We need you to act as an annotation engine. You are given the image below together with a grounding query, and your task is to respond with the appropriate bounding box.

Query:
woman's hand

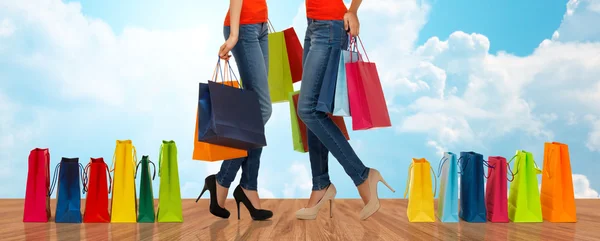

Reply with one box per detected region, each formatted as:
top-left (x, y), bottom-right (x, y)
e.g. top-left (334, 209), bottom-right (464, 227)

top-left (219, 36), bottom-right (238, 60)
top-left (344, 11), bottom-right (360, 37)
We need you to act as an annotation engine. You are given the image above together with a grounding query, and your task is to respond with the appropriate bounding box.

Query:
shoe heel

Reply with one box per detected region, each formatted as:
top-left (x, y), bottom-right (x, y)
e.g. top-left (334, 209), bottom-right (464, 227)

top-left (236, 199), bottom-right (241, 220)
top-left (329, 199), bottom-right (334, 218)
top-left (196, 184), bottom-right (208, 203)
top-left (379, 175), bottom-right (395, 193)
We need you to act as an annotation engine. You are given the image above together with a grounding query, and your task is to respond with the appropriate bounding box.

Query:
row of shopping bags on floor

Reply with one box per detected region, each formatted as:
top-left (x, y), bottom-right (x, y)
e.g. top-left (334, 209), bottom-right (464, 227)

top-left (23, 140), bottom-right (183, 223)
top-left (405, 142), bottom-right (577, 223)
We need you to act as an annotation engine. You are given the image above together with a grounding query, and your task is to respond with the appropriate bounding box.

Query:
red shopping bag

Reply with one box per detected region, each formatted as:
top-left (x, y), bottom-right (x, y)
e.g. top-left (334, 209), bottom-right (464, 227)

top-left (23, 148), bottom-right (51, 222)
top-left (346, 37), bottom-right (391, 130)
top-left (83, 157), bottom-right (112, 223)
top-left (485, 156), bottom-right (510, 223)
top-left (283, 27), bottom-right (303, 83)
top-left (292, 93), bottom-right (349, 152)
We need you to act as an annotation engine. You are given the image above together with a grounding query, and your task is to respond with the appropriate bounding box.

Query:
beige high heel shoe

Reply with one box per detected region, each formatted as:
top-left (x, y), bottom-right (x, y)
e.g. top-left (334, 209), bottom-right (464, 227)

top-left (360, 168), bottom-right (395, 220)
top-left (295, 184), bottom-right (337, 220)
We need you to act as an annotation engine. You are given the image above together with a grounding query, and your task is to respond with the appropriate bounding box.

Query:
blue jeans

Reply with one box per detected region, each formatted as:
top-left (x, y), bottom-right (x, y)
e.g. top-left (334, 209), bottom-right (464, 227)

top-left (216, 23), bottom-right (271, 191)
top-left (298, 19), bottom-right (369, 191)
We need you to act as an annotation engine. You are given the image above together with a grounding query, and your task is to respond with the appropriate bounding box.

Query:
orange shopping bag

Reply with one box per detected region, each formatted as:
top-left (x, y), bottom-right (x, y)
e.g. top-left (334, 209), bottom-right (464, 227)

top-left (192, 62), bottom-right (248, 162)
top-left (540, 142), bottom-right (577, 222)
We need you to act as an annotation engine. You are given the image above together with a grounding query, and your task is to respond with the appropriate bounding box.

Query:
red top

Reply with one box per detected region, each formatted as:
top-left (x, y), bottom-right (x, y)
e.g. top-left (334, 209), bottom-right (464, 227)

top-left (224, 0), bottom-right (268, 26)
top-left (306, 0), bottom-right (348, 20)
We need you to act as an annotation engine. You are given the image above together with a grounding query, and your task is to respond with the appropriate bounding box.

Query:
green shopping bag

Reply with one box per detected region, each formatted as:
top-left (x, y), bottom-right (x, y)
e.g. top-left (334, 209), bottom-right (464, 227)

top-left (268, 24), bottom-right (294, 103)
top-left (288, 91), bottom-right (305, 153)
top-left (135, 155), bottom-right (156, 223)
top-left (508, 150), bottom-right (543, 222)
top-left (157, 140), bottom-right (183, 222)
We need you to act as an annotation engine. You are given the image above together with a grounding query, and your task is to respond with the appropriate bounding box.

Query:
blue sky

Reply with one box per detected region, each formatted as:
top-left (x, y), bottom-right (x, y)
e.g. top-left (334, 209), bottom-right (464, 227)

top-left (1, 0), bottom-right (599, 201)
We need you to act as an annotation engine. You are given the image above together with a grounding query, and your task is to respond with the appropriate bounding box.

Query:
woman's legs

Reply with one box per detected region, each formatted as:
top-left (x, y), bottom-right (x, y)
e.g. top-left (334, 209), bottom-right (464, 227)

top-left (298, 19), bottom-right (370, 207)
top-left (215, 23), bottom-right (271, 209)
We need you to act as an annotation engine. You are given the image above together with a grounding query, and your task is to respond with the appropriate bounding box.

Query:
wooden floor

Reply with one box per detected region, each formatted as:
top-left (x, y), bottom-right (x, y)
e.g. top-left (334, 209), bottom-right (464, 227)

top-left (2, 199), bottom-right (599, 241)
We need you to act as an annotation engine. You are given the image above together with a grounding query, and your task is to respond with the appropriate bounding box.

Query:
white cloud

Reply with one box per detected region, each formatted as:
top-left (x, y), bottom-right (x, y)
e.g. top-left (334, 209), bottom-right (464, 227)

top-left (283, 161), bottom-right (312, 198)
top-left (426, 140), bottom-right (445, 157)
top-left (554, 0), bottom-right (600, 42)
top-left (573, 174), bottom-right (600, 198)
top-left (586, 118), bottom-right (600, 152)
top-left (0, 18), bottom-right (15, 37)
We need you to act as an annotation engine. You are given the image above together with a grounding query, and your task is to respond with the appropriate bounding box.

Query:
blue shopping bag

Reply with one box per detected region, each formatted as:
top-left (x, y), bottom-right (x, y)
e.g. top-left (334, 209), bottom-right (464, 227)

top-left (50, 157), bottom-right (86, 223)
top-left (332, 44), bottom-right (362, 117)
top-left (198, 59), bottom-right (267, 150)
top-left (436, 152), bottom-right (459, 223)
top-left (459, 151), bottom-right (488, 223)
top-left (315, 39), bottom-right (347, 114)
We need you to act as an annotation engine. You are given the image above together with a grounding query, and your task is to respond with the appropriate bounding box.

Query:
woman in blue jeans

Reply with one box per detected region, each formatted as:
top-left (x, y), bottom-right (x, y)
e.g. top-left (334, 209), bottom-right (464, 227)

top-left (295, 0), bottom-right (395, 220)
top-left (196, 0), bottom-right (273, 221)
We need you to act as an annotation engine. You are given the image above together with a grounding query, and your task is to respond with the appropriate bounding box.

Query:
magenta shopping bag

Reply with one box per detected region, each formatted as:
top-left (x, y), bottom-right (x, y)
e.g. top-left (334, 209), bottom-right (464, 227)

top-left (23, 148), bottom-right (51, 222)
top-left (485, 156), bottom-right (510, 222)
top-left (346, 37), bottom-right (391, 130)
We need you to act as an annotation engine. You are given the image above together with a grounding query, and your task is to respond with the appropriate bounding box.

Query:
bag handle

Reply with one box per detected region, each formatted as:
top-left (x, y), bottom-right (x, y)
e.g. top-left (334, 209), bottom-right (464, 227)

top-left (135, 158), bottom-right (157, 181)
top-left (224, 59), bottom-right (242, 88)
top-left (457, 156), bottom-right (467, 175)
top-left (48, 163), bottom-right (61, 196)
top-left (267, 19), bottom-right (276, 33)
top-left (482, 160), bottom-right (495, 179)
top-left (105, 162), bottom-right (112, 194)
top-left (79, 163), bottom-right (87, 194)
top-left (436, 156), bottom-right (448, 177)
top-left (349, 36), bottom-right (370, 63)
top-left (403, 162), bottom-right (437, 198)
top-left (212, 58), bottom-right (242, 88)
top-left (83, 162), bottom-right (91, 193)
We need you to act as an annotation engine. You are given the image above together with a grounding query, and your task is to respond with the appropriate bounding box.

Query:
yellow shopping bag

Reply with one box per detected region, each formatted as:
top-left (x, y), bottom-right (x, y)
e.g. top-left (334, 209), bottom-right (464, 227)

top-left (404, 158), bottom-right (437, 222)
top-left (110, 140), bottom-right (138, 223)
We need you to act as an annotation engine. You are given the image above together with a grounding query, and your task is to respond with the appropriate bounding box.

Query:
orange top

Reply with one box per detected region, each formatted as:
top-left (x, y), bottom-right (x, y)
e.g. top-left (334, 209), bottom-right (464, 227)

top-left (224, 0), bottom-right (268, 26)
top-left (306, 0), bottom-right (347, 20)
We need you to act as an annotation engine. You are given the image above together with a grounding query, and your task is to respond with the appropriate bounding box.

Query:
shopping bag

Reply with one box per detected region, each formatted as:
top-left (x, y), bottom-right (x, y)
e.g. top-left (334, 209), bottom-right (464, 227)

top-left (315, 36), bottom-right (346, 114)
top-left (136, 155), bottom-right (156, 223)
top-left (346, 37), bottom-right (391, 130)
top-left (192, 74), bottom-right (248, 161)
top-left (508, 150), bottom-right (543, 222)
top-left (52, 157), bottom-right (86, 223)
top-left (283, 27), bottom-right (303, 83)
top-left (333, 39), bottom-right (362, 117)
top-left (267, 23), bottom-right (294, 103)
top-left (541, 142), bottom-right (577, 222)
top-left (198, 60), bottom-right (267, 149)
top-left (110, 140), bottom-right (138, 223)
top-left (485, 156), bottom-right (510, 223)
top-left (288, 91), bottom-right (305, 153)
top-left (83, 157), bottom-right (111, 223)
top-left (157, 141), bottom-right (184, 222)
top-left (436, 152), bottom-right (458, 223)
top-left (291, 91), bottom-right (349, 153)
top-left (404, 158), bottom-right (437, 222)
top-left (23, 148), bottom-right (51, 222)
top-left (458, 151), bottom-right (487, 223)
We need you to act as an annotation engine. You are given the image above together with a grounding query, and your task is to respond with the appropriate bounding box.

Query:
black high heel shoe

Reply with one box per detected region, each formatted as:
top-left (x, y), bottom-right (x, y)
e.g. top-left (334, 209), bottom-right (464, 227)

top-left (233, 185), bottom-right (273, 221)
top-left (196, 174), bottom-right (230, 219)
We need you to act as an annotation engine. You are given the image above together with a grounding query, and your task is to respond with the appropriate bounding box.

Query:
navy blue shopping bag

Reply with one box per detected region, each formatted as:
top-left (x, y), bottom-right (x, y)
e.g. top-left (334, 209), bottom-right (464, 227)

top-left (49, 157), bottom-right (86, 223)
top-left (459, 151), bottom-right (489, 223)
top-left (198, 60), bottom-right (267, 150)
top-left (315, 37), bottom-right (347, 113)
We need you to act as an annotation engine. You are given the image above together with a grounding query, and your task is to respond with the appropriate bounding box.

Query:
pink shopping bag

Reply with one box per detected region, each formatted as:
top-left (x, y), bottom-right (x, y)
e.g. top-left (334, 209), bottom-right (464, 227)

top-left (346, 36), bottom-right (391, 130)
top-left (23, 148), bottom-right (52, 222)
